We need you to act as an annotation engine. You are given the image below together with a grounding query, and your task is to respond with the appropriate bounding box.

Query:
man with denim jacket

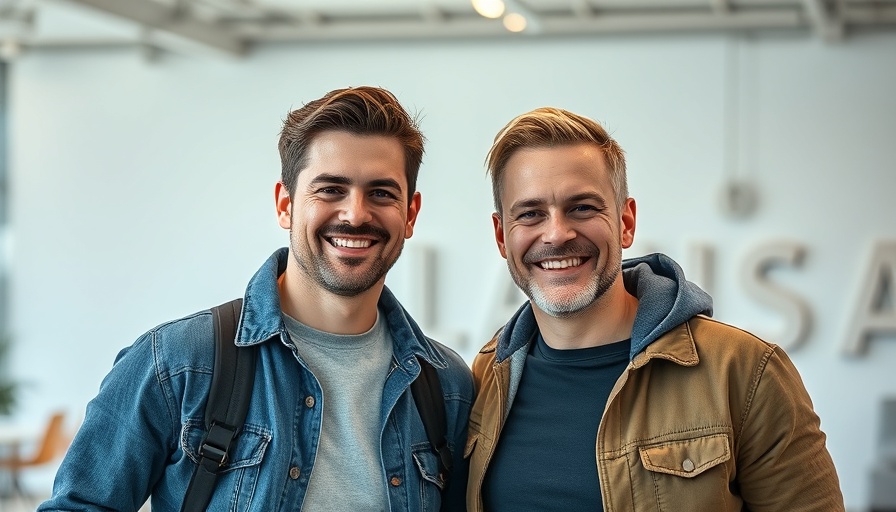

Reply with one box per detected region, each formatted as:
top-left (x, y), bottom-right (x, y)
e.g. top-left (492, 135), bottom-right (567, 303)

top-left (465, 107), bottom-right (844, 511)
top-left (39, 86), bottom-right (473, 512)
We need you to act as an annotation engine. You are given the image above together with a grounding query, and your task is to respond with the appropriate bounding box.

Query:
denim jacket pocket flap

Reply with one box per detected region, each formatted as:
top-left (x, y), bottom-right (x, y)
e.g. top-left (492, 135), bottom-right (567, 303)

top-left (183, 419), bottom-right (273, 473)
top-left (638, 433), bottom-right (730, 479)
top-left (412, 445), bottom-right (447, 490)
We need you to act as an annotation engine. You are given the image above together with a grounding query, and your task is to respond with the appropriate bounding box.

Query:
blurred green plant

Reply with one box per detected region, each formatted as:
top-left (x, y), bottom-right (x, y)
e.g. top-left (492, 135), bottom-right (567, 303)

top-left (0, 332), bottom-right (17, 415)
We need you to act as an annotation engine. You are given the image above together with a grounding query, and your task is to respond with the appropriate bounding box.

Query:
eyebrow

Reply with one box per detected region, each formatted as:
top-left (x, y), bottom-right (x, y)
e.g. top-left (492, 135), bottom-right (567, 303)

top-left (568, 192), bottom-right (608, 208)
top-left (508, 192), bottom-right (608, 214)
top-left (309, 174), bottom-right (403, 192)
top-left (309, 174), bottom-right (351, 187)
top-left (508, 198), bottom-right (545, 214)
top-left (368, 178), bottom-right (403, 191)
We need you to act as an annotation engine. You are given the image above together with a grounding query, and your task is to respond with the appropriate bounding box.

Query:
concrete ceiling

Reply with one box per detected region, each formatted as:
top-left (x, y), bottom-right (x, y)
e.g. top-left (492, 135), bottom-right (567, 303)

top-left (1, 0), bottom-right (895, 59)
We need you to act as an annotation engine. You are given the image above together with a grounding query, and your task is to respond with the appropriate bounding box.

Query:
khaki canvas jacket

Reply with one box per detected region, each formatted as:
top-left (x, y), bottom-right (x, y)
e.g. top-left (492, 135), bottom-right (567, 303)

top-left (465, 314), bottom-right (844, 512)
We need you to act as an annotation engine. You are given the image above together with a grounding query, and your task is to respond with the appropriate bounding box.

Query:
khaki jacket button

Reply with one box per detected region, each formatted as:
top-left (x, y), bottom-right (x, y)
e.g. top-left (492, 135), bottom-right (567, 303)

top-left (682, 458), bottom-right (696, 472)
top-left (305, 396), bottom-right (315, 408)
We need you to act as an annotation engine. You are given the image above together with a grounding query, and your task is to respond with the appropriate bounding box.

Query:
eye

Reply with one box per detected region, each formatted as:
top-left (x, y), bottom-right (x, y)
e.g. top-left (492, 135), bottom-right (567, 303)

top-left (371, 189), bottom-right (398, 200)
top-left (317, 186), bottom-right (343, 195)
top-left (515, 210), bottom-right (542, 223)
top-left (570, 204), bottom-right (600, 216)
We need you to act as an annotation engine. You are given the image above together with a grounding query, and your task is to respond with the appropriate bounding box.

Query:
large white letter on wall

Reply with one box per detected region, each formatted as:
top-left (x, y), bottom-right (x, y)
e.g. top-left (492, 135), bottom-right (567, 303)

top-left (844, 241), bottom-right (896, 356)
top-left (687, 242), bottom-right (715, 298)
top-left (391, 244), bottom-right (467, 350)
top-left (741, 241), bottom-right (812, 350)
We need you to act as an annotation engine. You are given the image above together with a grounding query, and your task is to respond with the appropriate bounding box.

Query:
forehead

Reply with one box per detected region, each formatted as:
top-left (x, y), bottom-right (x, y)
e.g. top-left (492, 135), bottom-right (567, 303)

top-left (298, 131), bottom-right (406, 187)
top-left (500, 143), bottom-right (613, 206)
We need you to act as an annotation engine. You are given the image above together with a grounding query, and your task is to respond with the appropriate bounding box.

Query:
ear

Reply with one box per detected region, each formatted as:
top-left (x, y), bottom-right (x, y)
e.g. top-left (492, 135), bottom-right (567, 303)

top-left (275, 182), bottom-right (293, 230)
top-left (492, 212), bottom-right (508, 259)
top-left (620, 197), bottom-right (637, 249)
top-left (403, 191), bottom-right (422, 239)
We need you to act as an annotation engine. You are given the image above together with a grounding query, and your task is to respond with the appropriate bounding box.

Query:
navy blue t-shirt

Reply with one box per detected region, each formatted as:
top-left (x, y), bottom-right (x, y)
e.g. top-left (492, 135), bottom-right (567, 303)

top-left (482, 333), bottom-right (631, 511)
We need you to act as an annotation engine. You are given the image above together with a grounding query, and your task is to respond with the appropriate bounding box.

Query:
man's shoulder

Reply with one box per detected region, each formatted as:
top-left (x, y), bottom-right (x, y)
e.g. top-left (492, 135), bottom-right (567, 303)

top-left (676, 315), bottom-right (780, 366)
top-left (423, 337), bottom-right (474, 396)
top-left (686, 315), bottom-right (776, 348)
top-left (129, 306), bottom-right (218, 371)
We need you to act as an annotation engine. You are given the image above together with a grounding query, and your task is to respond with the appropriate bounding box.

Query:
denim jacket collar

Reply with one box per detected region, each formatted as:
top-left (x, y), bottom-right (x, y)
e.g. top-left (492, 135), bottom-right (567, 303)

top-left (234, 248), bottom-right (448, 371)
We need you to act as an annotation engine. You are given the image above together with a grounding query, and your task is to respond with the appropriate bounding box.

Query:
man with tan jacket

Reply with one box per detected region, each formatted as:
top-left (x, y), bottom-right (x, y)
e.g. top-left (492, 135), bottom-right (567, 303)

top-left (465, 106), bottom-right (844, 511)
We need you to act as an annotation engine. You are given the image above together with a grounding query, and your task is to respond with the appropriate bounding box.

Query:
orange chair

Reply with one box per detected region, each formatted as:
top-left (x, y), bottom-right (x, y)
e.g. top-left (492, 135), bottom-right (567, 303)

top-left (0, 411), bottom-right (71, 504)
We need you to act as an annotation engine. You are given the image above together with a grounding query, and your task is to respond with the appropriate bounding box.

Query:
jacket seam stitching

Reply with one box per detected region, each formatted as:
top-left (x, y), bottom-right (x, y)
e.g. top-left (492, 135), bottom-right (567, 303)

top-left (600, 426), bottom-right (731, 458)
top-left (150, 328), bottom-right (180, 451)
top-left (736, 345), bottom-right (774, 442)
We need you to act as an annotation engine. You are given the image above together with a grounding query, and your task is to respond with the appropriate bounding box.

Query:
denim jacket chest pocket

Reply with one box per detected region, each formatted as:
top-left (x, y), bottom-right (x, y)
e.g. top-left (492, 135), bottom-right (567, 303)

top-left (182, 419), bottom-right (273, 510)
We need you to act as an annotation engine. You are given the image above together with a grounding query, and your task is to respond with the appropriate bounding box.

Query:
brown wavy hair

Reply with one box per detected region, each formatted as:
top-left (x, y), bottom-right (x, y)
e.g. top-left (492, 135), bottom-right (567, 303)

top-left (278, 86), bottom-right (425, 199)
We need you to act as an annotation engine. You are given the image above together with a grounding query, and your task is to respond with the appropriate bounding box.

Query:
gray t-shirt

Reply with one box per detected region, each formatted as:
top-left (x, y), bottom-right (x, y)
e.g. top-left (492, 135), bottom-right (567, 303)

top-left (283, 310), bottom-right (393, 512)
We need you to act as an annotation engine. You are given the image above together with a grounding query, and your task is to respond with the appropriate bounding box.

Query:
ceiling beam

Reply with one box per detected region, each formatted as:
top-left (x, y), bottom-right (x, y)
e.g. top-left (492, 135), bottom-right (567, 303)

top-left (241, 9), bottom-right (808, 41)
top-left (571, 0), bottom-right (595, 18)
top-left (61, 0), bottom-right (246, 57)
top-left (25, 0), bottom-right (896, 52)
top-left (710, 0), bottom-right (731, 15)
top-left (802, 0), bottom-right (845, 41)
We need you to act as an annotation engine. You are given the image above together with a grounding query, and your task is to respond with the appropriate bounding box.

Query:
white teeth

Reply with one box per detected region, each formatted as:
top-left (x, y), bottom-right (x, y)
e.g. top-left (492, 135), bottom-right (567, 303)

top-left (331, 238), bottom-right (372, 248)
top-left (540, 258), bottom-right (582, 269)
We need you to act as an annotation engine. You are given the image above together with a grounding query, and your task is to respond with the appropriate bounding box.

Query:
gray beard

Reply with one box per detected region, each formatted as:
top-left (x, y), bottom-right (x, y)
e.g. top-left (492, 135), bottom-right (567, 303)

top-left (510, 261), bottom-right (620, 318)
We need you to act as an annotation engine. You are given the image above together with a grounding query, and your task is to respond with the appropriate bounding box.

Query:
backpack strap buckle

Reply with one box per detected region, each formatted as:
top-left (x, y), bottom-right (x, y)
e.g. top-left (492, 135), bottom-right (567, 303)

top-left (198, 422), bottom-right (237, 467)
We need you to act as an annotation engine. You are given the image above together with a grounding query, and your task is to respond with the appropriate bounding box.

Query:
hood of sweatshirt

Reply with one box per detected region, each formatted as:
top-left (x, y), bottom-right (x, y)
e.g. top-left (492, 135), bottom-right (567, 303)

top-left (494, 252), bottom-right (713, 362)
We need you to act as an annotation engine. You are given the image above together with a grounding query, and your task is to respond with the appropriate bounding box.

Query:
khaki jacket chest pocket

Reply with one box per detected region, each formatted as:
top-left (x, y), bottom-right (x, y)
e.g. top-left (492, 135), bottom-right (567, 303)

top-left (636, 433), bottom-right (741, 512)
top-left (639, 432), bottom-right (730, 478)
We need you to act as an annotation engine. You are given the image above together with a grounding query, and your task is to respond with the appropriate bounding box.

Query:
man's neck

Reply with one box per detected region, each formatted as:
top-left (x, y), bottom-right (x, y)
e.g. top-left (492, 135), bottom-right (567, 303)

top-left (277, 259), bottom-right (383, 335)
top-left (532, 279), bottom-right (639, 350)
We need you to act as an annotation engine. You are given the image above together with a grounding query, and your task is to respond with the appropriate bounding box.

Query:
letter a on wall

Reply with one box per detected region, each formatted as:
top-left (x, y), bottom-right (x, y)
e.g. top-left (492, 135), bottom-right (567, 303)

top-left (844, 241), bottom-right (896, 356)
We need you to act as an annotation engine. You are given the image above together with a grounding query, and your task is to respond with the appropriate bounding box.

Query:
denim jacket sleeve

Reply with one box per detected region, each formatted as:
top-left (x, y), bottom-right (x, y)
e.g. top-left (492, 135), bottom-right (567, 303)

top-left (39, 323), bottom-right (202, 512)
top-left (439, 380), bottom-right (472, 511)
top-left (38, 311), bottom-right (224, 512)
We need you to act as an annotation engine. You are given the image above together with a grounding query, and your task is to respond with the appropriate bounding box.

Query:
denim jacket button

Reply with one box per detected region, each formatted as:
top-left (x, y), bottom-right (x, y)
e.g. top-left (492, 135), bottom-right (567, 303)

top-left (682, 458), bottom-right (695, 472)
top-left (390, 476), bottom-right (402, 486)
top-left (304, 396), bottom-right (315, 408)
top-left (289, 467), bottom-right (301, 480)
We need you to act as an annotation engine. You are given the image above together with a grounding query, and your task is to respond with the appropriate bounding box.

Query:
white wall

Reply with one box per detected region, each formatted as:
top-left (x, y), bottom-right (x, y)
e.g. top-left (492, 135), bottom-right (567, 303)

top-left (8, 32), bottom-right (896, 508)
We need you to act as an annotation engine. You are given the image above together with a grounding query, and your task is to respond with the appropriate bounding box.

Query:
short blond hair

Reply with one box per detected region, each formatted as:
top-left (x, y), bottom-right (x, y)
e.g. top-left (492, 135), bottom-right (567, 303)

top-left (486, 107), bottom-right (627, 214)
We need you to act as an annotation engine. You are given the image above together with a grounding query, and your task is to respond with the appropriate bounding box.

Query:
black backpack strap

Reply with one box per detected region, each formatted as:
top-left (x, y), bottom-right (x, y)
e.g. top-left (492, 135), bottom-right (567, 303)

top-left (410, 357), bottom-right (452, 485)
top-left (181, 298), bottom-right (257, 512)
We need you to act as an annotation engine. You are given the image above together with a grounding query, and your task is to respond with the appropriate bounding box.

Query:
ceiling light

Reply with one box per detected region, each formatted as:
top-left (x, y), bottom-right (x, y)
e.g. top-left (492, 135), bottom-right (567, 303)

top-left (502, 12), bottom-right (528, 32)
top-left (472, 0), bottom-right (505, 19)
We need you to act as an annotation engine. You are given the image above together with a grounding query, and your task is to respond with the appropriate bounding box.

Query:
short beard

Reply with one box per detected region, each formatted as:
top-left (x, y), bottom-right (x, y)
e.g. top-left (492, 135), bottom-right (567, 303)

top-left (290, 223), bottom-right (400, 297)
top-left (520, 262), bottom-right (619, 318)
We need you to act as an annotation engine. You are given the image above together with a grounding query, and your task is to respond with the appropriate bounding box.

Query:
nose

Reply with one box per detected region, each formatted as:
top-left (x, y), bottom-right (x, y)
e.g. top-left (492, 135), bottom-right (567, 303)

top-left (541, 213), bottom-right (576, 245)
top-left (337, 191), bottom-right (373, 226)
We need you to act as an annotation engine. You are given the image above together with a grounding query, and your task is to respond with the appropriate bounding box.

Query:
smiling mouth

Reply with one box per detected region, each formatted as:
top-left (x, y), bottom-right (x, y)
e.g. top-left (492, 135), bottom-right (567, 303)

top-left (538, 257), bottom-right (587, 270)
top-left (328, 237), bottom-right (375, 249)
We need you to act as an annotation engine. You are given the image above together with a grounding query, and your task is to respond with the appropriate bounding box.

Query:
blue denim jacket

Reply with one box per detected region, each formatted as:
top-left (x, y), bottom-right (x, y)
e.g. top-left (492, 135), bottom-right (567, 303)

top-left (40, 248), bottom-right (474, 512)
